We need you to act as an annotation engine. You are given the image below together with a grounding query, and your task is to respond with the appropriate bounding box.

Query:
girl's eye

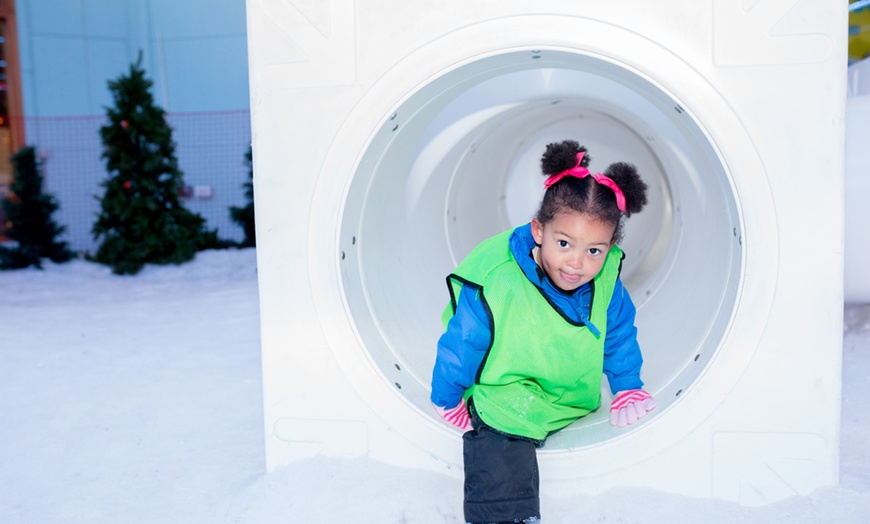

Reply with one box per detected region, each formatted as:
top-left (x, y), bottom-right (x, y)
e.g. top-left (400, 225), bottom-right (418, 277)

top-left (558, 240), bottom-right (569, 248)
top-left (588, 248), bottom-right (601, 255)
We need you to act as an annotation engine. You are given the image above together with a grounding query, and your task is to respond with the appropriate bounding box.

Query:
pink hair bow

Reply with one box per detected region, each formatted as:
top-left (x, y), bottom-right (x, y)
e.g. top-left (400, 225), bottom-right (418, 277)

top-left (543, 152), bottom-right (627, 212)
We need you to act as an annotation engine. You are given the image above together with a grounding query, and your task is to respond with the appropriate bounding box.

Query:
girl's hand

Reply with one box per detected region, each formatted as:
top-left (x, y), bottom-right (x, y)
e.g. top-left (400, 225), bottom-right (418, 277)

top-left (610, 389), bottom-right (656, 427)
top-left (433, 399), bottom-right (472, 431)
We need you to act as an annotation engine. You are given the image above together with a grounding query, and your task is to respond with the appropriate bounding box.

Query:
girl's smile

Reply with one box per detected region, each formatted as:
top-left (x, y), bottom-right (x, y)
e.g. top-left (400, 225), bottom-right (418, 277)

top-left (531, 211), bottom-right (616, 292)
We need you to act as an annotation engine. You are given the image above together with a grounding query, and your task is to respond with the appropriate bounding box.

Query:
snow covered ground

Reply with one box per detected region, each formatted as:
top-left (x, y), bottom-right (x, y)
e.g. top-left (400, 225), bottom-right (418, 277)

top-left (1, 248), bottom-right (868, 523)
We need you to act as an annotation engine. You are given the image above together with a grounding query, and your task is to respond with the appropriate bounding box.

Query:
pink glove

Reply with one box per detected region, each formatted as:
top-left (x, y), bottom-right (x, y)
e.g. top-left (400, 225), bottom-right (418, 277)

top-left (434, 398), bottom-right (472, 431)
top-left (610, 389), bottom-right (656, 427)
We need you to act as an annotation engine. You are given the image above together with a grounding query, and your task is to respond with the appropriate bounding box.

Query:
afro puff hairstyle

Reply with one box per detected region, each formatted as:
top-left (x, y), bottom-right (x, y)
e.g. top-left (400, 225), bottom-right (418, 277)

top-left (536, 140), bottom-right (648, 243)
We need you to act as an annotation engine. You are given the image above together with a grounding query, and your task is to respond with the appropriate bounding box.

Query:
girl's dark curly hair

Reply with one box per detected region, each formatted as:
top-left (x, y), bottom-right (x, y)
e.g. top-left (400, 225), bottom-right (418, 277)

top-left (536, 140), bottom-right (648, 243)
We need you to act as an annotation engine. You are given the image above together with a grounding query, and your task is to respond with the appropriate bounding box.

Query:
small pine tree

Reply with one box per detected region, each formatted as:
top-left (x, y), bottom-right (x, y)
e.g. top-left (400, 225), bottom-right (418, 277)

top-left (0, 146), bottom-right (73, 269)
top-left (92, 53), bottom-right (222, 275)
top-left (229, 144), bottom-right (255, 247)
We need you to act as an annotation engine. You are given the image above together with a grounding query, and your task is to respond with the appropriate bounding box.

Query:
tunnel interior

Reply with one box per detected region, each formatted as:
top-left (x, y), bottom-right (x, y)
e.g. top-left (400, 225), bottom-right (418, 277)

top-left (337, 49), bottom-right (743, 448)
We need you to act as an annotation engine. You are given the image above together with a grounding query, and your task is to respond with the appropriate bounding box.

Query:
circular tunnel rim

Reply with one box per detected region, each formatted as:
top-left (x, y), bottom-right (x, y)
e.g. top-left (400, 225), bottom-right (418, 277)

top-left (308, 16), bottom-right (778, 474)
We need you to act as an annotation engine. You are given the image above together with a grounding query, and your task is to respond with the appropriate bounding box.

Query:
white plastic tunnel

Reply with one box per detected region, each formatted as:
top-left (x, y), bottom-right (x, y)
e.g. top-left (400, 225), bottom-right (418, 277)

top-left (248, 2), bottom-right (844, 505)
top-left (340, 50), bottom-right (740, 448)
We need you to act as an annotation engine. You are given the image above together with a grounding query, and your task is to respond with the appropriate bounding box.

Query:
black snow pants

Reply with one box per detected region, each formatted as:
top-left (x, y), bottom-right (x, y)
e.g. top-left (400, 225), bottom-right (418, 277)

top-left (463, 400), bottom-right (542, 524)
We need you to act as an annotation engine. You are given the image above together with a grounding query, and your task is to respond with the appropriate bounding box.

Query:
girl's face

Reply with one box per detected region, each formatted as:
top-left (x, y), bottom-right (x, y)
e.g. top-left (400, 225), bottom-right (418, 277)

top-left (531, 211), bottom-right (616, 292)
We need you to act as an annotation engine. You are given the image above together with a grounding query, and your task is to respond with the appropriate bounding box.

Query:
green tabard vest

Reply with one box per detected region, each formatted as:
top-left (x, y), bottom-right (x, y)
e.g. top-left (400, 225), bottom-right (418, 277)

top-left (444, 229), bottom-right (624, 440)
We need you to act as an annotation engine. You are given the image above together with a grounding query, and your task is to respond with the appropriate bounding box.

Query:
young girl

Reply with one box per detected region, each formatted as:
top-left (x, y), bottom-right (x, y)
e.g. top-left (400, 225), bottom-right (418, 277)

top-left (430, 140), bottom-right (656, 524)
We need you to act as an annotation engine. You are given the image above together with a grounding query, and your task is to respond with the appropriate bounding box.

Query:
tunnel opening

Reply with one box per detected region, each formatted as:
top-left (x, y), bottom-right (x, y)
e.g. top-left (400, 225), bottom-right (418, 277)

top-left (338, 49), bottom-right (742, 448)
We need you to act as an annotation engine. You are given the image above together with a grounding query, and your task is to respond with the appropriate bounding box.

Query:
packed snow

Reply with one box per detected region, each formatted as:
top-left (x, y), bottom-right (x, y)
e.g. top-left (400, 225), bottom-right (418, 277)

top-left (1, 248), bottom-right (868, 523)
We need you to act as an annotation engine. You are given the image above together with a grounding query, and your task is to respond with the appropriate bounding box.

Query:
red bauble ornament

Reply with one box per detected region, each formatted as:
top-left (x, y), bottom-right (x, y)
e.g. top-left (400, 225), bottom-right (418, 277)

top-left (123, 181), bottom-right (132, 190)
top-left (121, 120), bottom-right (129, 129)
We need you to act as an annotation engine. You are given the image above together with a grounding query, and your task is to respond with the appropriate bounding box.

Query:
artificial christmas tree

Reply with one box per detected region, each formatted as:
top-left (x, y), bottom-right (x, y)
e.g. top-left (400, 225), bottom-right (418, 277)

top-left (92, 54), bottom-right (223, 275)
top-left (0, 146), bottom-right (73, 269)
top-left (229, 144), bottom-right (255, 247)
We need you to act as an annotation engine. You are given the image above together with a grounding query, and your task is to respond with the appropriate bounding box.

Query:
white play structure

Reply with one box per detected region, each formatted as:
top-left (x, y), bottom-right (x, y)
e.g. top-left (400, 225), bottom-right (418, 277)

top-left (246, 0), bottom-right (846, 506)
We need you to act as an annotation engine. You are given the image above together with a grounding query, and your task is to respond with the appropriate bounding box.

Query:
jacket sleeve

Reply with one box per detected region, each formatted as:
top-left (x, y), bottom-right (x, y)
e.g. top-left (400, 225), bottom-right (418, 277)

top-left (602, 278), bottom-right (645, 394)
top-left (430, 285), bottom-right (492, 408)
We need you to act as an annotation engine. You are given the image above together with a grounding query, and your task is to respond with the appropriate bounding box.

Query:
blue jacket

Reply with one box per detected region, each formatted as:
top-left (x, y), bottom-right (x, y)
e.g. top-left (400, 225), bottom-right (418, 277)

top-left (430, 223), bottom-right (644, 408)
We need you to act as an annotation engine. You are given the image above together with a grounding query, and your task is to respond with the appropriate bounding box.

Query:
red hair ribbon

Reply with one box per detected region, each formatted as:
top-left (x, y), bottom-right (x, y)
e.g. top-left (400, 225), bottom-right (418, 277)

top-left (543, 152), bottom-right (627, 212)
